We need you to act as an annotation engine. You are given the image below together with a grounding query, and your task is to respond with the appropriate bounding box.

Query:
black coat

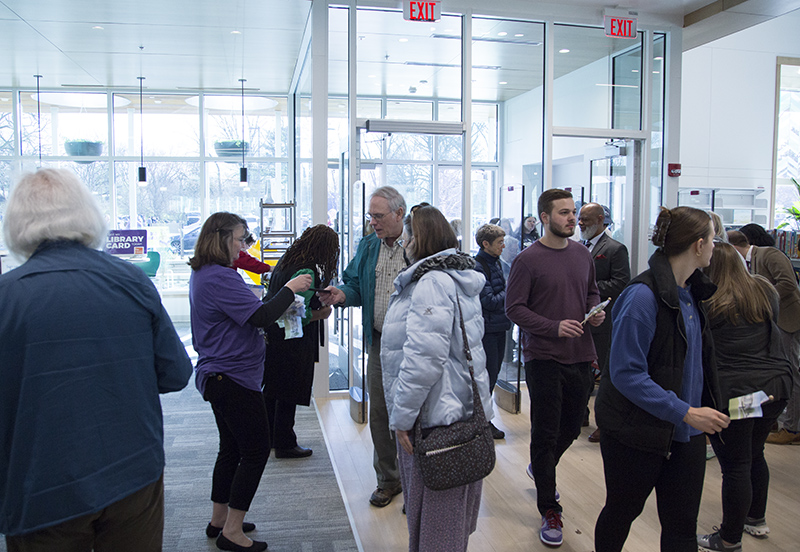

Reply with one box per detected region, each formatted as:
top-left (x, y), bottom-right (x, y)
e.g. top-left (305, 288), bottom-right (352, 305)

top-left (262, 261), bottom-right (323, 406)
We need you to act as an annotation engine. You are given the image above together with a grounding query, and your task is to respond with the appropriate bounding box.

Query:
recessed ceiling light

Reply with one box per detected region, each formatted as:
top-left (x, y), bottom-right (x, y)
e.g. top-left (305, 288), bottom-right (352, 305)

top-left (653, 71), bottom-right (660, 74)
top-left (515, 33), bottom-right (524, 37)
top-left (231, 30), bottom-right (241, 35)
top-left (399, 38), bottom-right (408, 42)
top-left (92, 26), bottom-right (104, 30)
top-left (0, 98), bottom-right (9, 102)
top-left (430, 27), bottom-right (436, 32)
top-left (154, 100), bottom-right (162, 104)
top-left (499, 81), bottom-right (507, 85)
top-left (498, 32), bottom-right (507, 37)
top-left (654, 56), bottom-right (663, 61)
top-left (632, 69), bottom-right (639, 73)
top-left (559, 49), bottom-right (570, 54)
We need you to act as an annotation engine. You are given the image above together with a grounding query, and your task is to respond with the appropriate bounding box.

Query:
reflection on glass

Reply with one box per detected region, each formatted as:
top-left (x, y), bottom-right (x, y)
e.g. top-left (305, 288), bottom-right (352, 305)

top-left (553, 24), bottom-right (643, 130)
top-left (650, 35), bottom-right (666, 226)
top-left (386, 163), bottom-right (431, 208)
top-left (20, 92), bottom-right (109, 157)
top-left (356, 8), bottom-right (462, 109)
top-left (202, 95), bottom-right (287, 159)
top-left (1, 92), bottom-right (13, 156)
top-left (113, 93), bottom-right (199, 157)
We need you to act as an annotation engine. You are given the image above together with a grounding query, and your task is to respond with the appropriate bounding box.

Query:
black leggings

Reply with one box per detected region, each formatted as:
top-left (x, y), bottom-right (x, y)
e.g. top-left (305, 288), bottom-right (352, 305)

top-left (595, 432), bottom-right (706, 552)
top-left (204, 375), bottom-right (270, 511)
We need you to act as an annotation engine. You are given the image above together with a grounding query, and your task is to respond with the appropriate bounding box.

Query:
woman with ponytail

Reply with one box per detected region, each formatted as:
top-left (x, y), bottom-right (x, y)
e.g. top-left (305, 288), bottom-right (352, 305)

top-left (594, 206), bottom-right (730, 552)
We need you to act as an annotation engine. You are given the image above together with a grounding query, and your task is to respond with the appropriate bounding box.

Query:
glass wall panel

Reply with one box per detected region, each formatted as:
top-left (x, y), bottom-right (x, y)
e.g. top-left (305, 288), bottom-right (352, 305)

top-left (553, 25), bottom-right (643, 130)
top-left (113, 94), bottom-right (199, 157)
top-left (774, 58), bottom-right (800, 230)
top-left (438, 166), bottom-right (463, 224)
top-left (385, 100), bottom-right (432, 120)
top-left (21, 92), bottom-right (111, 157)
top-left (386, 133), bottom-right (432, 160)
top-left (650, 35), bottom-right (666, 225)
top-left (0, 160), bottom-right (10, 251)
top-left (356, 9), bottom-right (462, 109)
top-left (203, 95), bottom-right (287, 159)
top-left (1, 92), bottom-right (13, 155)
top-left (483, 17), bottom-right (544, 221)
top-left (386, 163), bottom-right (432, 207)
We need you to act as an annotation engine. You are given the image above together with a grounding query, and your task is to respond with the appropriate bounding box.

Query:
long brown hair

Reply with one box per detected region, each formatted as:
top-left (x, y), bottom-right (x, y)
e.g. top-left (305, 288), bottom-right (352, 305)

top-left (276, 224), bottom-right (340, 285)
top-left (409, 205), bottom-right (458, 261)
top-left (189, 212), bottom-right (247, 270)
top-left (652, 206), bottom-right (712, 257)
top-left (704, 241), bottom-right (775, 324)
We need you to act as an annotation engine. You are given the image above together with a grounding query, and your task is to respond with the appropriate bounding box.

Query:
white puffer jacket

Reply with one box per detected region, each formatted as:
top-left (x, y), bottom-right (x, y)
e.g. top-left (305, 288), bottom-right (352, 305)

top-left (381, 249), bottom-right (493, 432)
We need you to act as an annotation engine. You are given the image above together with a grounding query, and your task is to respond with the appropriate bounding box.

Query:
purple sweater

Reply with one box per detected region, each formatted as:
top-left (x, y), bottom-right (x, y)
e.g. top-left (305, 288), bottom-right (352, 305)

top-left (505, 239), bottom-right (600, 364)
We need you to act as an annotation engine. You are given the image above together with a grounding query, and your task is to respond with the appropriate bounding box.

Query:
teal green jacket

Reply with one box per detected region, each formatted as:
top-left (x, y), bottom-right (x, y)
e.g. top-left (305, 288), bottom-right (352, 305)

top-left (338, 233), bottom-right (383, 346)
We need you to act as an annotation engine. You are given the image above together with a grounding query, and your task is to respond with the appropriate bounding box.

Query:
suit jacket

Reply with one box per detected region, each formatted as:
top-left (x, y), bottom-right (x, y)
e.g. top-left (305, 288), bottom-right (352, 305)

top-left (589, 232), bottom-right (631, 336)
top-left (750, 245), bottom-right (800, 333)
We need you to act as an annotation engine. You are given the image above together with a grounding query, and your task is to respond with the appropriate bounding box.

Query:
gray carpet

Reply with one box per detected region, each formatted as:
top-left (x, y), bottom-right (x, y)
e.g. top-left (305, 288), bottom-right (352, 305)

top-left (2, 386), bottom-right (358, 552)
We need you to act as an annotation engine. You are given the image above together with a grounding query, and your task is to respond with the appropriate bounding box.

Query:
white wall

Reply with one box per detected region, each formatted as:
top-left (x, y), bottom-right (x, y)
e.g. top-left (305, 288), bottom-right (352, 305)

top-left (680, 10), bottom-right (800, 194)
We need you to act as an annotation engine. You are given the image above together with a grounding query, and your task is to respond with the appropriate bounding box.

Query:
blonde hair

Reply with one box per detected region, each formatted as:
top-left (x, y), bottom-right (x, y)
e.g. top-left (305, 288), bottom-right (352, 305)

top-left (3, 168), bottom-right (107, 259)
top-left (705, 242), bottom-right (775, 324)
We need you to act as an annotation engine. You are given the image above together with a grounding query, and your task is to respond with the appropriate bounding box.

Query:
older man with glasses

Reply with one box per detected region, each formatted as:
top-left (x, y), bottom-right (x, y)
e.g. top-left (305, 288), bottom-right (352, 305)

top-left (321, 186), bottom-right (409, 508)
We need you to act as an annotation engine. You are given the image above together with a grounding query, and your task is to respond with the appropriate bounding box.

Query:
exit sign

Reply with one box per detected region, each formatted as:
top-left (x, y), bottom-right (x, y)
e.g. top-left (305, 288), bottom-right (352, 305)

top-left (404, 1), bottom-right (441, 22)
top-left (603, 9), bottom-right (638, 39)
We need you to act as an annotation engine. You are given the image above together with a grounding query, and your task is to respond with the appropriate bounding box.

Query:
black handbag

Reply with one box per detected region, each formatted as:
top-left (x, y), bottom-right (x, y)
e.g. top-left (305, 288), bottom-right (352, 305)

top-left (413, 293), bottom-right (496, 491)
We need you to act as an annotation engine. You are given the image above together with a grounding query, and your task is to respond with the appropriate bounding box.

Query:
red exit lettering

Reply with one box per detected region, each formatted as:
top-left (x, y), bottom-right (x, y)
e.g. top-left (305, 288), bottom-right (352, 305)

top-left (605, 16), bottom-right (637, 39)
top-left (411, 2), bottom-right (435, 21)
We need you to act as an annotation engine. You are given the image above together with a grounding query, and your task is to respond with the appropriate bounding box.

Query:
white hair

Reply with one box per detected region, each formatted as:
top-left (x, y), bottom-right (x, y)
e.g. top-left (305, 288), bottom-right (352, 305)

top-left (3, 168), bottom-right (108, 259)
top-left (370, 186), bottom-right (406, 217)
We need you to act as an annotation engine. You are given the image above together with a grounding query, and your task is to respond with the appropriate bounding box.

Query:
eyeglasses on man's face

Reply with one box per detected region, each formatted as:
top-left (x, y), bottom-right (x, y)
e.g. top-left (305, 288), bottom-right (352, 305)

top-left (366, 211), bottom-right (391, 222)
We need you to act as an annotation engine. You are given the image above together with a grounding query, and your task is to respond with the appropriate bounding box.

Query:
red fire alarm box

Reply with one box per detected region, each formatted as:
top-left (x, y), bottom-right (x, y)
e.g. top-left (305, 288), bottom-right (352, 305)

top-left (668, 163), bottom-right (681, 177)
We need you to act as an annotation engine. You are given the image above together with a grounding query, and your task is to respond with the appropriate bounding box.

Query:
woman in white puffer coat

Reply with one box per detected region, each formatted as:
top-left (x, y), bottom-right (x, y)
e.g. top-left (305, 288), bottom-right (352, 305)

top-left (381, 205), bottom-right (493, 552)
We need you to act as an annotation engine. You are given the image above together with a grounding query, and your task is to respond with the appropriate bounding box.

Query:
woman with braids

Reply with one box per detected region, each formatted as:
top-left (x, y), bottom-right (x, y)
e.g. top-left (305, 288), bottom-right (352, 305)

top-left (190, 212), bottom-right (311, 552)
top-left (594, 206), bottom-right (730, 552)
top-left (262, 225), bottom-right (339, 458)
top-left (696, 242), bottom-right (793, 552)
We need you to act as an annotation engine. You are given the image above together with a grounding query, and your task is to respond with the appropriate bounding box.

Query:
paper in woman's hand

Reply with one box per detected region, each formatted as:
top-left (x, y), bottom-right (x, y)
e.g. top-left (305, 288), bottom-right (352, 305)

top-left (728, 390), bottom-right (772, 420)
top-left (582, 298), bottom-right (611, 325)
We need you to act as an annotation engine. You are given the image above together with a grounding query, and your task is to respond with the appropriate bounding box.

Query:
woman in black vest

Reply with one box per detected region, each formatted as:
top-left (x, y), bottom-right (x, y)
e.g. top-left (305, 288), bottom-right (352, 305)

top-left (696, 242), bottom-right (793, 551)
top-left (594, 206), bottom-right (730, 552)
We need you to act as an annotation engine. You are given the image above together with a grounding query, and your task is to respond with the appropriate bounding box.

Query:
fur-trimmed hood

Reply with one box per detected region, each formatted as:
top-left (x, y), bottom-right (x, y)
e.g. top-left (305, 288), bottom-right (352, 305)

top-left (393, 248), bottom-right (483, 298)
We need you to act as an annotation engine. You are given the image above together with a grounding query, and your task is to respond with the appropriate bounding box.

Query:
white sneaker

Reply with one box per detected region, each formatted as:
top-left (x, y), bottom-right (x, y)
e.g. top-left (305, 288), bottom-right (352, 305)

top-left (743, 517), bottom-right (770, 538)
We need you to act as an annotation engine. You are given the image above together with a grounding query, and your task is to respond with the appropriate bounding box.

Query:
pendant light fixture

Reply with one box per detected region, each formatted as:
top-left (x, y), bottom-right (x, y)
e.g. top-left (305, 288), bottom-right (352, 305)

top-left (137, 76), bottom-right (147, 186)
top-left (239, 78), bottom-right (248, 186)
top-left (34, 74), bottom-right (43, 166)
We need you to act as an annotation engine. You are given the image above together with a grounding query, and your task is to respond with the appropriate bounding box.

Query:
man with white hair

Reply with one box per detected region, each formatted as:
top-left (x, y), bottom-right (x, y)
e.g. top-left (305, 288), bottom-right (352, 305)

top-left (321, 186), bottom-right (408, 507)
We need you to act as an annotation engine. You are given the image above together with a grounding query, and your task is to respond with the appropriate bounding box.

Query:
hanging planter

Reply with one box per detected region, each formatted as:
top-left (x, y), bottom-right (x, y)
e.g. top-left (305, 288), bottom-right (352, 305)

top-left (214, 140), bottom-right (249, 163)
top-left (65, 140), bottom-right (103, 164)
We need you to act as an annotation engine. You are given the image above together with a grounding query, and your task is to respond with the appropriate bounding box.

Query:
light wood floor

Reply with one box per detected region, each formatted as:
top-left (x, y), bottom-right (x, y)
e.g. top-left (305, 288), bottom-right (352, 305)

top-left (316, 390), bottom-right (800, 552)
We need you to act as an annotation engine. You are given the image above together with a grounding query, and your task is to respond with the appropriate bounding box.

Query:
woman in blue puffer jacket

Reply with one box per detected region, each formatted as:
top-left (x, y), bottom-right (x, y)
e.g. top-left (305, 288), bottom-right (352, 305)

top-left (381, 205), bottom-right (493, 552)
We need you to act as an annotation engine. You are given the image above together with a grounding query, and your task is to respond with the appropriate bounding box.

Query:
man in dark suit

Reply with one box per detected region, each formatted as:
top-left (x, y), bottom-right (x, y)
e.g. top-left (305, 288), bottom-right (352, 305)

top-left (578, 203), bottom-right (631, 442)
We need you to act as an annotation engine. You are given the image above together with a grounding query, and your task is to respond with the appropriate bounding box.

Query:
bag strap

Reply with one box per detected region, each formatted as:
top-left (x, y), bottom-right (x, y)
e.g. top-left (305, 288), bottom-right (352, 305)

top-left (413, 291), bottom-right (488, 444)
top-left (454, 292), bottom-right (487, 422)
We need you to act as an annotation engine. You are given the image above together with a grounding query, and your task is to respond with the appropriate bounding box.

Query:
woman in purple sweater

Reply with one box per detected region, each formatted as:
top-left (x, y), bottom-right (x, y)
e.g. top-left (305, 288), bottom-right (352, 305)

top-left (189, 212), bottom-right (311, 552)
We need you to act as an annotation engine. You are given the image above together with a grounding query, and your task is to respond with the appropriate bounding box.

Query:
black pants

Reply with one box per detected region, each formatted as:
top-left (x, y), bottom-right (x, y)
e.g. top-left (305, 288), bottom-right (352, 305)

top-left (482, 331), bottom-right (506, 393)
top-left (709, 399), bottom-right (786, 544)
top-left (595, 432), bottom-right (706, 552)
top-left (6, 475), bottom-right (164, 552)
top-left (525, 359), bottom-right (592, 515)
top-left (263, 394), bottom-right (299, 450)
top-left (204, 375), bottom-right (270, 512)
